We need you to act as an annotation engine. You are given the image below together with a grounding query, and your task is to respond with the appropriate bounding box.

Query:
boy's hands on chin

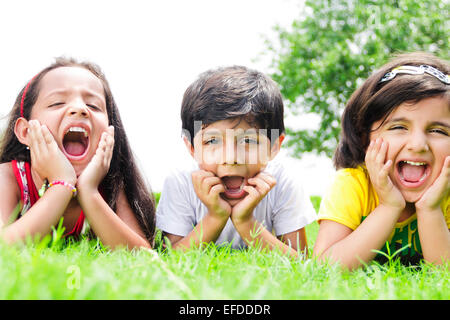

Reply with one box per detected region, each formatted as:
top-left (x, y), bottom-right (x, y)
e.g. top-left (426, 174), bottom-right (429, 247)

top-left (415, 156), bottom-right (450, 214)
top-left (365, 138), bottom-right (405, 212)
top-left (77, 126), bottom-right (114, 194)
top-left (27, 119), bottom-right (76, 185)
top-left (230, 171), bottom-right (276, 224)
top-left (192, 170), bottom-right (232, 220)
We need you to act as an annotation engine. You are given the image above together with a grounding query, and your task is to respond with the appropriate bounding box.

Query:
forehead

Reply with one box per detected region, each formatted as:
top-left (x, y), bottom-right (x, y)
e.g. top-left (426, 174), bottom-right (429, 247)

top-left (387, 96), bottom-right (450, 121)
top-left (201, 118), bottom-right (256, 134)
top-left (38, 66), bottom-right (105, 98)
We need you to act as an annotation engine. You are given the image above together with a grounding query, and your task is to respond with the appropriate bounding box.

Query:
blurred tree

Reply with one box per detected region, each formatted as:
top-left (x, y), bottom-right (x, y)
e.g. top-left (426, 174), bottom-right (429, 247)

top-left (264, 0), bottom-right (449, 158)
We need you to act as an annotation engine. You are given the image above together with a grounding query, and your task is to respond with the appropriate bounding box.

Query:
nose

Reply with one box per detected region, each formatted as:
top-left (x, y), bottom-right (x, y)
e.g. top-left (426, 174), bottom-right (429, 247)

top-left (406, 130), bottom-right (429, 153)
top-left (66, 99), bottom-right (89, 118)
top-left (224, 133), bottom-right (237, 164)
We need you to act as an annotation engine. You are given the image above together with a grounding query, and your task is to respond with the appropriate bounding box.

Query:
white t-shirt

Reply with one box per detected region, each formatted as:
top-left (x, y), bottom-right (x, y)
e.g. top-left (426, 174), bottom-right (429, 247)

top-left (156, 159), bottom-right (317, 249)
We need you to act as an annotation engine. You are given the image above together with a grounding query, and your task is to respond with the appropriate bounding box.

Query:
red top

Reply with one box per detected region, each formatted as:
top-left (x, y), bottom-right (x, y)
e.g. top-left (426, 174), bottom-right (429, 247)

top-left (11, 160), bottom-right (85, 237)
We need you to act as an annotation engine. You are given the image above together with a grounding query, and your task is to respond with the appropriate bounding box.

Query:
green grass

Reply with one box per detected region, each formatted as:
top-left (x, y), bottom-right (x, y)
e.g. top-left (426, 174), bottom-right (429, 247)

top-left (0, 197), bottom-right (449, 300)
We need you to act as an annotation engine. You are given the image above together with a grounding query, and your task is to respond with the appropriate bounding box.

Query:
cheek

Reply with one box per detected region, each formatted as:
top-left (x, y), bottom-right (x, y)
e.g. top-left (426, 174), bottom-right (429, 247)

top-left (198, 163), bottom-right (217, 174)
top-left (247, 164), bottom-right (266, 178)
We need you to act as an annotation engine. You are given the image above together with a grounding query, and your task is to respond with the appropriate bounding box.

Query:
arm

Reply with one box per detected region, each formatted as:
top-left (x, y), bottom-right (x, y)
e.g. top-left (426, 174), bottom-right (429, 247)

top-left (0, 163), bottom-right (75, 243)
top-left (76, 127), bottom-right (150, 250)
top-left (313, 138), bottom-right (405, 270)
top-left (278, 228), bottom-right (308, 254)
top-left (233, 217), bottom-right (299, 257)
top-left (313, 204), bottom-right (403, 270)
top-left (164, 213), bottom-right (229, 250)
top-left (163, 170), bottom-right (231, 251)
top-left (231, 172), bottom-right (299, 258)
top-left (78, 188), bottom-right (150, 250)
top-left (1, 120), bottom-right (77, 243)
top-left (415, 156), bottom-right (450, 265)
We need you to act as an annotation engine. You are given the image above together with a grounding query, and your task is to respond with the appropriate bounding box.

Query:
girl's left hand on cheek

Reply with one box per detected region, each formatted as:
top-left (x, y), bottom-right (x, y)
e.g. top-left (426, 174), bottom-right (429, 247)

top-left (415, 156), bottom-right (450, 212)
top-left (77, 126), bottom-right (115, 192)
top-left (231, 172), bottom-right (276, 222)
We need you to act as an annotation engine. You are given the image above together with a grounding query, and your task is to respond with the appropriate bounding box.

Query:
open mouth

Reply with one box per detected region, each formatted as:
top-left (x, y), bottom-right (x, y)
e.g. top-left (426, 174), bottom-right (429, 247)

top-left (220, 176), bottom-right (247, 199)
top-left (396, 160), bottom-right (430, 187)
top-left (62, 126), bottom-right (89, 158)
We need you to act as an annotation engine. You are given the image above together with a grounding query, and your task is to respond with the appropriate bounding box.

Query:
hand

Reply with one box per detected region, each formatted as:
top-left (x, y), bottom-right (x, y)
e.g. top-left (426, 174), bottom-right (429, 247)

top-left (365, 138), bottom-right (405, 211)
top-left (27, 119), bottom-right (76, 185)
top-left (77, 126), bottom-right (114, 193)
top-left (192, 170), bottom-right (231, 220)
top-left (231, 172), bottom-right (276, 223)
top-left (415, 156), bottom-right (450, 213)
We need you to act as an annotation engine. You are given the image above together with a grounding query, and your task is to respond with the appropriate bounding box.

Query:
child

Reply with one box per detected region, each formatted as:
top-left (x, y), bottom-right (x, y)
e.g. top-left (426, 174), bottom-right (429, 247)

top-left (156, 66), bottom-right (316, 257)
top-left (313, 52), bottom-right (450, 269)
top-left (0, 57), bottom-right (156, 249)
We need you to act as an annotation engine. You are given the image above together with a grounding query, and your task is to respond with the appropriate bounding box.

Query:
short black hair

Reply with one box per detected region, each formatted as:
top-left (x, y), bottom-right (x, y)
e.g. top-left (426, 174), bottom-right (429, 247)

top-left (181, 66), bottom-right (285, 145)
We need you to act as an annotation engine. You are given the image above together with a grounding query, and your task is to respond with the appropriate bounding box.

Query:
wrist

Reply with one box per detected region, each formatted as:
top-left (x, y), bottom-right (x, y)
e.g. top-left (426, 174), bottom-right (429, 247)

top-left (207, 208), bottom-right (230, 222)
top-left (415, 205), bottom-right (443, 217)
top-left (231, 213), bottom-right (254, 226)
top-left (378, 201), bottom-right (405, 213)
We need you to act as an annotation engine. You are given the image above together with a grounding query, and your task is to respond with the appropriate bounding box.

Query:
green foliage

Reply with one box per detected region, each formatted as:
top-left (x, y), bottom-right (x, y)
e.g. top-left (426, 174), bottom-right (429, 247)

top-left (264, 0), bottom-right (449, 157)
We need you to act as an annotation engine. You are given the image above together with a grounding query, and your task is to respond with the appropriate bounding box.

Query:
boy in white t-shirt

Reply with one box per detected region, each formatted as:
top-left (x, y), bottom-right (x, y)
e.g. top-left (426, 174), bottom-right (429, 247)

top-left (156, 66), bottom-right (316, 257)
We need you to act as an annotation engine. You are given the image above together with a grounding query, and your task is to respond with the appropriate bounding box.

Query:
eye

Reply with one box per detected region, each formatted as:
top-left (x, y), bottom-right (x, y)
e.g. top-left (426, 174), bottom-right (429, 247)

top-left (86, 104), bottom-right (100, 110)
top-left (241, 137), bottom-right (258, 144)
top-left (48, 102), bottom-right (64, 108)
top-left (388, 125), bottom-right (407, 131)
top-left (204, 137), bottom-right (220, 145)
top-left (429, 128), bottom-right (449, 136)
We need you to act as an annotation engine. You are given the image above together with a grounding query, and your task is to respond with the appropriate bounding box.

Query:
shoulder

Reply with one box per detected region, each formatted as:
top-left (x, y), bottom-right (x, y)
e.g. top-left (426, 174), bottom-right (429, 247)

top-left (318, 166), bottom-right (372, 230)
top-left (0, 162), bottom-right (21, 224)
top-left (331, 166), bottom-right (370, 190)
top-left (0, 162), bottom-right (18, 186)
top-left (162, 166), bottom-right (197, 190)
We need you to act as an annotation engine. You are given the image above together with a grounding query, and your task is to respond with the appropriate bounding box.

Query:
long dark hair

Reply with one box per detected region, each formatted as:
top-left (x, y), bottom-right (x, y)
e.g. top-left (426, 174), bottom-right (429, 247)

top-left (0, 57), bottom-right (156, 243)
top-left (334, 52), bottom-right (450, 169)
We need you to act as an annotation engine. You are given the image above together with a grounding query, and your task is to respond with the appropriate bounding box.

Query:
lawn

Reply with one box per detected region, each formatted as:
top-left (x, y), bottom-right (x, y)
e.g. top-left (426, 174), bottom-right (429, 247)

top-left (0, 196), bottom-right (448, 301)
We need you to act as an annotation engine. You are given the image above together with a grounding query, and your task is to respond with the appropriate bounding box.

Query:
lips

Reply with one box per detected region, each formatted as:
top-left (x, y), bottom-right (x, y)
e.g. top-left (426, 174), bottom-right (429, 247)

top-left (221, 176), bottom-right (247, 199)
top-left (396, 160), bottom-right (431, 188)
top-left (62, 125), bottom-right (90, 160)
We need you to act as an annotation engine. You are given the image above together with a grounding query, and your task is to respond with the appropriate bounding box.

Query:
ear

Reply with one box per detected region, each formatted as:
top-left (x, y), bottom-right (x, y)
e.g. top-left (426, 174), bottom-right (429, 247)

top-left (183, 135), bottom-right (195, 158)
top-left (14, 117), bottom-right (30, 146)
top-left (269, 133), bottom-right (285, 160)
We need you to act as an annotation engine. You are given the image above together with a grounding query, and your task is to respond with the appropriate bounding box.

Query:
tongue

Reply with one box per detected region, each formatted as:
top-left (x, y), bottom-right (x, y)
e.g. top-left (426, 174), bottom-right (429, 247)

top-left (64, 141), bottom-right (85, 156)
top-left (401, 163), bottom-right (425, 182)
top-left (222, 176), bottom-right (244, 190)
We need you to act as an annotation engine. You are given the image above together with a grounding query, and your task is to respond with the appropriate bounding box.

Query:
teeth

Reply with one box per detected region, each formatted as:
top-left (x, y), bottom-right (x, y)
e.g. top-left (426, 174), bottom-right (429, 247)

top-left (68, 127), bottom-right (88, 137)
top-left (404, 160), bottom-right (426, 166)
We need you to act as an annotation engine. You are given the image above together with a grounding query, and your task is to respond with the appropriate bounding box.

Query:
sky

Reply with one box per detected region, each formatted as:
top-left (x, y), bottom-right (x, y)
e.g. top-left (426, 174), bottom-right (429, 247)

top-left (0, 0), bottom-right (335, 195)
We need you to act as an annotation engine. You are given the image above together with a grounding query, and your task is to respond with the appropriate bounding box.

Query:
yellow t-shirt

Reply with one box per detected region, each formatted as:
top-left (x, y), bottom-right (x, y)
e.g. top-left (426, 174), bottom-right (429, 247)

top-left (318, 166), bottom-right (450, 264)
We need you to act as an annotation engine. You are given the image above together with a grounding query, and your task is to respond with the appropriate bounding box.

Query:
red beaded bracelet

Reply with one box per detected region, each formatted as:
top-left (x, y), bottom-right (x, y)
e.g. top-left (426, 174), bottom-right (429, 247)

top-left (48, 180), bottom-right (77, 197)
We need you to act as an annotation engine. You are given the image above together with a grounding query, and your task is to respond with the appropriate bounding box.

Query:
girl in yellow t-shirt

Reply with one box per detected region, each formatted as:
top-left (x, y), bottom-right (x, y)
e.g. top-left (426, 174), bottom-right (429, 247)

top-left (314, 52), bottom-right (450, 269)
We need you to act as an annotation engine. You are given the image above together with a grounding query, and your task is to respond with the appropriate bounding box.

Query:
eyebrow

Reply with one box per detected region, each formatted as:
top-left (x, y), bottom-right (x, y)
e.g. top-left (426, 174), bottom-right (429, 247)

top-left (201, 129), bottom-right (223, 136)
top-left (387, 117), bottom-right (450, 128)
top-left (44, 89), bottom-right (105, 101)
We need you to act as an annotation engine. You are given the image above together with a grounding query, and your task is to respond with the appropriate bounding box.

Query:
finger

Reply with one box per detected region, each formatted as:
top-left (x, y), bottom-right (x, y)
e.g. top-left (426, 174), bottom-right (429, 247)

top-left (28, 120), bottom-right (48, 154)
top-left (242, 185), bottom-right (261, 200)
top-left (103, 133), bottom-right (114, 167)
top-left (202, 176), bottom-right (222, 194)
top-left (375, 140), bottom-right (388, 165)
top-left (191, 170), bottom-right (214, 191)
top-left (247, 177), bottom-right (272, 196)
top-left (210, 183), bottom-right (225, 198)
top-left (254, 172), bottom-right (277, 188)
top-left (434, 156), bottom-right (450, 190)
top-left (364, 139), bottom-right (375, 163)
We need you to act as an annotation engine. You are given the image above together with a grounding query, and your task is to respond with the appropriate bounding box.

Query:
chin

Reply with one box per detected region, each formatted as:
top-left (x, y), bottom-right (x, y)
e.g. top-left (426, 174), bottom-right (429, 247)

top-left (220, 194), bottom-right (244, 207)
top-left (400, 189), bottom-right (426, 204)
